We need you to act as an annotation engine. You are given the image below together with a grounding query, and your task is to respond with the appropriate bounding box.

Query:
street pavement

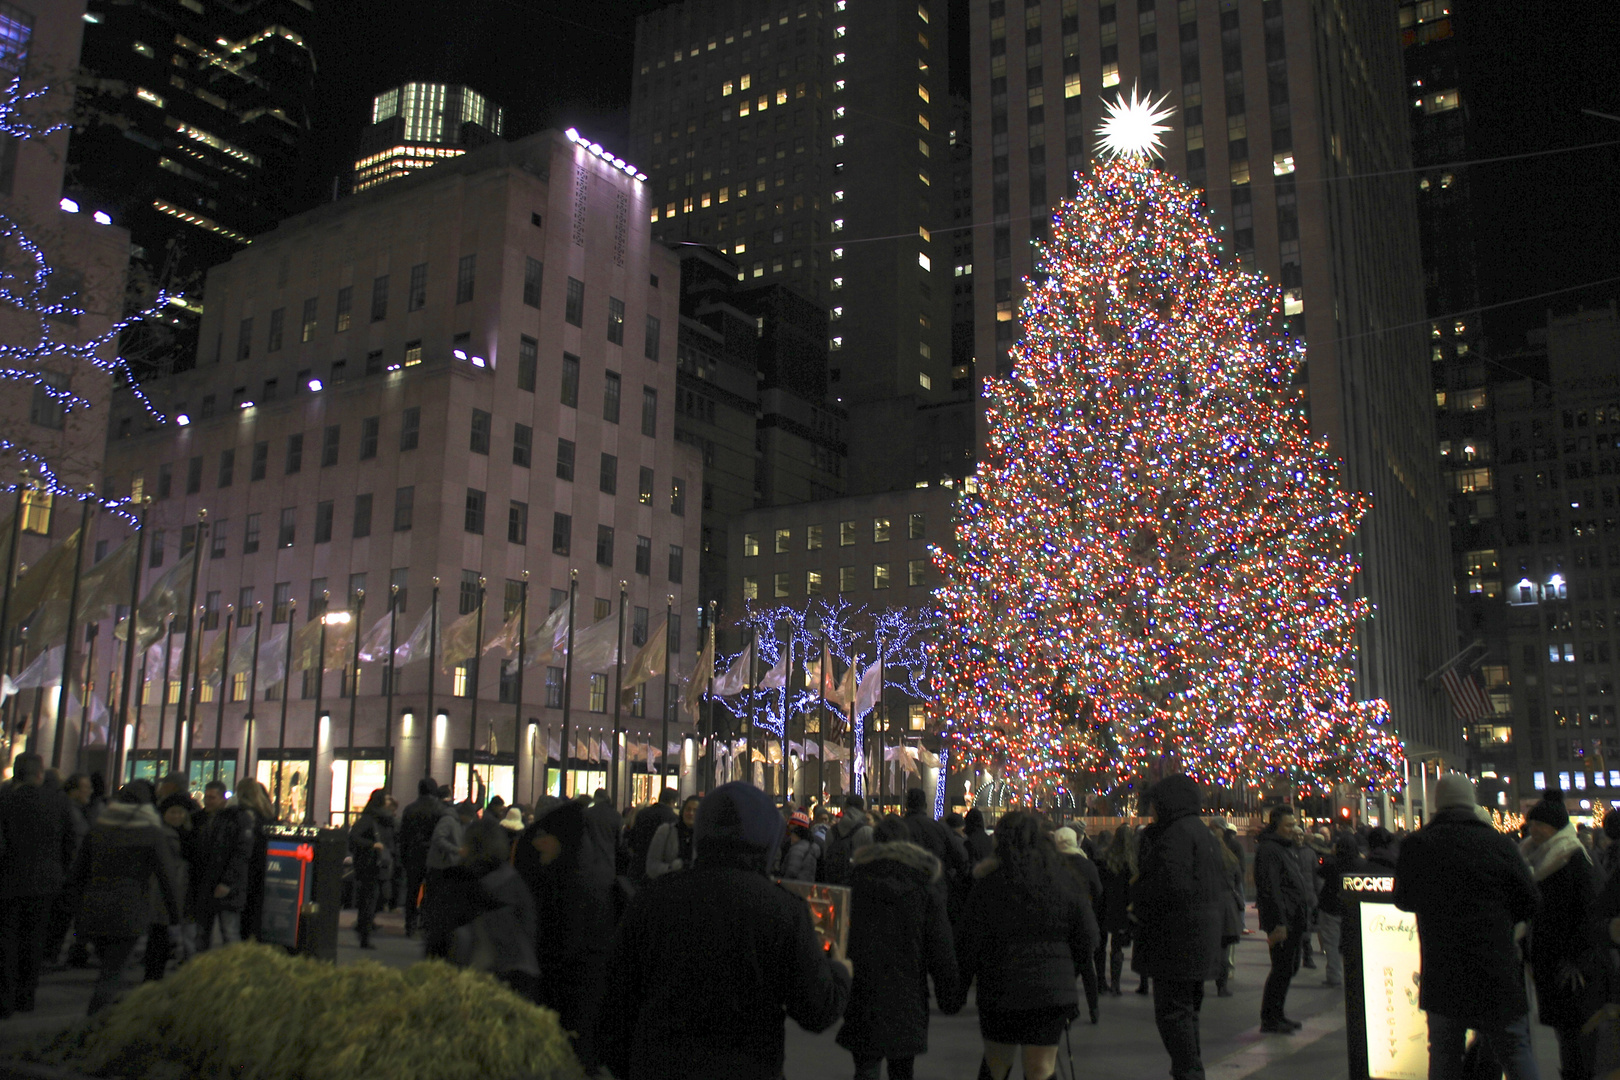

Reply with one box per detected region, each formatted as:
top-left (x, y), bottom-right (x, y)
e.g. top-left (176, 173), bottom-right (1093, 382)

top-left (0, 906), bottom-right (1564, 1079)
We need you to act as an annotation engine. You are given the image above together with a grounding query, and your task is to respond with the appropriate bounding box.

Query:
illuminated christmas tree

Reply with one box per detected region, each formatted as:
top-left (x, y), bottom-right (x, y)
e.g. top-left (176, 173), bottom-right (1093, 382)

top-left (931, 91), bottom-right (1403, 802)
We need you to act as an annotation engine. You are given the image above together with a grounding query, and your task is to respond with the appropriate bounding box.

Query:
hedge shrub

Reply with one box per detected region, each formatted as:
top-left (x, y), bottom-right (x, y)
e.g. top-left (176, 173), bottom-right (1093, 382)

top-left (27, 943), bottom-right (582, 1080)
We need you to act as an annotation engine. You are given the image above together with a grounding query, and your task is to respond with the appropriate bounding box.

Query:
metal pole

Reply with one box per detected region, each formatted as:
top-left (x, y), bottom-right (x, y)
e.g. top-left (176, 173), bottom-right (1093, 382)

top-left (112, 503), bottom-right (148, 786)
top-left (309, 591), bottom-right (329, 825)
top-left (660, 594), bottom-right (673, 789)
top-left (74, 624), bottom-right (97, 771)
top-left (244, 605), bottom-right (262, 782)
top-left (385, 585), bottom-right (397, 769)
top-left (513, 572), bottom-right (527, 805)
top-left (467, 578), bottom-right (485, 801)
top-left (170, 510), bottom-right (207, 775)
top-left (128, 637), bottom-right (149, 782)
top-left (273, 598), bottom-right (296, 812)
top-left (559, 570), bottom-right (578, 799)
top-left (877, 630), bottom-right (886, 811)
top-left (611, 580), bottom-right (625, 808)
top-left (705, 601), bottom-right (716, 793)
top-left (782, 626), bottom-right (792, 801)
top-left (345, 589), bottom-right (364, 823)
top-left (181, 600), bottom-right (206, 779)
top-left (746, 627), bottom-right (758, 791)
top-left (0, 487), bottom-right (25, 704)
top-left (425, 579), bottom-right (438, 778)
top-left (155, 617), bottom-right (175, 767)
top-left (210, 606), bottom-right (234, 782)
top-left (50, 498), bottom-right (92, 768)
top-left (817, 631), bottom-right (826, 810)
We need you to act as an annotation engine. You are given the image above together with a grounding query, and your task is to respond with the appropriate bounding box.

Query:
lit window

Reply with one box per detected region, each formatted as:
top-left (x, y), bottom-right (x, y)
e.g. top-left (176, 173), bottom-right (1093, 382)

top-left (1273, 153), bottom-right (1296, 176)
top-left (835, 106), bottom-right (847, 118)
top-left (1065, 73), bottom-right (1082, 98)
top-left (136, 87), bottom-right (165, 108)
top-left (834, 25), bottom-right (846, 37)
top-left (832, 247), bottom-right (844, 260)
top-left (1102, 63), bottom-right (1120, 87)
top-left (774, 572), bottom-right (790, 598)
top-left (832, 189), bottom-right (845, 202)
top-left (919, 372), bottom-right (932, 389)
top-left (775, 528), bottom-right (791, 554)
top-left (834, 52), bottom-right (846, 64)
top-left (1423, 89), bottom-right (1460, 114)
top-left (918, 3), bottom-right (929, 22)
top-left (917, 84), bottom-right (930, 102)
top-left (833, 132), bottom-right (845, 146)
top-left (1284, 289), bottom-right (1303, 315)
top-left (743, 576), bottom-right (759, 601)
top-left (909, 703), bottom-right (926, 729)
top-left (776, 88), bottom-right (787, 104)
top-left (831, 306), bottom-right (843, 320)
top-left (918, 252), bottom-right (931, 271)
top-left (918, 169), bottom-right (929, 185)
top-left (806, 570), bottom-right (824, 595)
top-left (831, 276), bottom-right (844, 289)
top-left (830, 336), bottom-right (843, 350)
top-left (835, 79), bottom-right (846, 92)
top-left (722, 80), bottom-right (733, 95)
top-left (744, 532), bottom-right (760, 556)
top-left (832, 218), bottom-right (844, 232)
top-left (741, 73), bottom-right (751, 89)
top-left (873, 563), bottom-right (891, 589)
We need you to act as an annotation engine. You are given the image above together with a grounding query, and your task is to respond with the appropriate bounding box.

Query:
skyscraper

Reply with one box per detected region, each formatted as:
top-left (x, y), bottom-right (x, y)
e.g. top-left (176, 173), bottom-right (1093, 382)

top-left (970, 0), bottom-right (1457, 758)
top-left (66, 0), bottom-right (317, 306)
top-left (352, 83), bottom-right (505, 193)
top-left (629, 0), bottom-right (961, 490)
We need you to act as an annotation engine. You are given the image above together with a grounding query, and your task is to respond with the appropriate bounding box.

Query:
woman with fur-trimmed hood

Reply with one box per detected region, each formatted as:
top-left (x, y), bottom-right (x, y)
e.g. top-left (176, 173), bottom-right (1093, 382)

top-left (1521, 789), bottom-right (1604, 1079)
top-left (837, 816), bottom-right (964, 1079)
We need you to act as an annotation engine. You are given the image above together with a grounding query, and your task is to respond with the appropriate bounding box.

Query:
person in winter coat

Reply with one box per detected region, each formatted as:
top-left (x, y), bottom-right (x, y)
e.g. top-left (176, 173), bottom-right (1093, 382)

top-left (1131, 775), bottom-right (1226, 1080)
top-left (423, 817), bottom-right (540, 1000)
top-left (233, 779), bottom-right (276, 942)
top-left (1522, 790), bottom-right (1602, 1080)
top-left (626, 787), bottom-right (680, 883)
top-left (0, 752), bottom-right (78, 1017)
top-left (521, 799), bottom-right (616, 1070)
top-left (1313, 832), bottom-right (1360, 990)
top-left (647, 795), bottom-right (701, 878)
top-left (427, 799), bottom-right (477, 896)
top-left (597, 782), bottom-right (852, 1080)
top-left (397, 777), bottom-right (446, 937)
top-left (821, 794), bottom-right (878, 886)
top-left (145, 794), bottom-right (197, 981)
top-left (957, 810), bottom-right (1096, 1080)
top-left (188, 780), bottom-right (255, 950)
top-left (1097, 825), bottom-right (1136, 996)
top-left (1053, 826), bottom-right (1103, 1023)
top-left (837, 815), bottom-right (964, 1080)
top-left (1207, 818), bottom-right (1245, 997)
top-left (1253, 805), bottom-right (1311, 1033)
top-left (42, 773), bottom-right (94, 970)
top-left (347, 789), bottom-right (394, 949)
top-left (964, 807), bottom-right (995, 865)
top-left (779, 811), bottom-right (820, 882)
top-left (74, 783), bottom-right (181, 1015)
top-left (902, 787), bottom-right (969, 886)
top-left (1393, 774), bottom-right (1541, 1080)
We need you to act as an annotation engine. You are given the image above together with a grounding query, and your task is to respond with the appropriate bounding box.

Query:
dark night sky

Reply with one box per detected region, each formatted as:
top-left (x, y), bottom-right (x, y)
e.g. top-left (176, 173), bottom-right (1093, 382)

top-left (304, 1), bottom-right (1617, 355)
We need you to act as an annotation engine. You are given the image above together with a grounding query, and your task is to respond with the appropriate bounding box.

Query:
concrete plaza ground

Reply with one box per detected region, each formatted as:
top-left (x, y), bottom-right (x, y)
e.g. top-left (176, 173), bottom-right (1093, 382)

top-left (0, 906), bottom-right (1565, 1079)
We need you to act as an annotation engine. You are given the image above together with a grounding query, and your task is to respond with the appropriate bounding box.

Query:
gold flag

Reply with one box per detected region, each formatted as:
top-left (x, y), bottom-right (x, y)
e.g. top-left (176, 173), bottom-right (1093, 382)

top-left (620, 618), bottom-right (668, 694)
top-left (482, 609), bottom-right (523, 655)
top-left (74, 533), bottom-right (138, 625)
top-left (439, 608), bottom-right (481, 672)
top-left (6, 526), bottom-right (82, 633)
top-left (292, 615), bottom-right (356, 672)
top-left (682, 623), bottom-right (715, 718)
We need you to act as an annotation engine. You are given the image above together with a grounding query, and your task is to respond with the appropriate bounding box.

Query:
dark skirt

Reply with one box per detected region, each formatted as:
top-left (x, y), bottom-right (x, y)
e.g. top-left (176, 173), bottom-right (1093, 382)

top-left (978, 1005), bottom-right (1074, 1046)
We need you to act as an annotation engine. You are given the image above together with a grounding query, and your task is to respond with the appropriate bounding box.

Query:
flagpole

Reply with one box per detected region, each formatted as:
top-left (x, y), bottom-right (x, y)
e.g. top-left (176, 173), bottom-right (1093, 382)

top-left (49, 497), bottom-right (92, 768)
top-left (244, 604), bottom-right (262, 783)
top-left (611, 579), bottom-right (625, 809)
top-left (210, 605), bottom-right (233, 782)
top-left (467, 578), bottom-right (485, 802)
top-left (385, 584), bottom-right (398, 779)
top-left (705, 601), bottom-right (716, 793)
top-left (425, 578), bottom-right (438, 779)
top-left (181, 599), bottom-right (206, 779)
top-left (0, 486), bottom-right (26, 743)
top-left (345, 588), bottom-right (364, 822)
top-left (127, 637), bottom-right (149, 782)
top-left (560, 569), bottom-right (578, 799)
top-left (112, 502), bottom-right (148, 786)
top-left (170, 509), bottom-right (207, 776)
top-left (512, 572), bottom-right (527, 807)
top-left (308, 591), bottom-right (330, 826)
top-left (273, 598), bottom-right (296, 812)
top-left (746, 627), bottom-right (758, 790)
top-left (783, 624), bottom-right (792, 802)
top-left (817, 631), bottom-right (826, 812)
top-left (661, 593), bottom-right (672, 790)
top-left (877, 629), bottom-right (886, 812)
top-left (155, 616), bottom-right (174, 769)
top-left (74, 624), bottom-right (97, 772)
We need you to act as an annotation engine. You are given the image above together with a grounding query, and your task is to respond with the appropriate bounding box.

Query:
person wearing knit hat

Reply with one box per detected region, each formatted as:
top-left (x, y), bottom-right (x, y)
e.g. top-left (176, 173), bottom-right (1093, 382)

top-left (779, 809), bottom-right (819, 882)
top-left (1520, 788), bottom-right (1599, 1076)
top-left (1393, 775), bottom-right (1541, 1079)
top-left (596, 782), bottom-right (852, 1080)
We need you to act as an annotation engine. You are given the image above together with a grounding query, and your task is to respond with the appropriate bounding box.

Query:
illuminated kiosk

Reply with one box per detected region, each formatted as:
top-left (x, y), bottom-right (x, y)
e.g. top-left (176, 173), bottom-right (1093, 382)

top-left (1341, 868), bottom-right (1425, 1080)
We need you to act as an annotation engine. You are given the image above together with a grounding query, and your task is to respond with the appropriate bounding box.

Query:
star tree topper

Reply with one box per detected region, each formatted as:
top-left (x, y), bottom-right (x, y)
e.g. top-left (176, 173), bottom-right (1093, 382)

top-left (1095, 86), bottom-right (1176, 161)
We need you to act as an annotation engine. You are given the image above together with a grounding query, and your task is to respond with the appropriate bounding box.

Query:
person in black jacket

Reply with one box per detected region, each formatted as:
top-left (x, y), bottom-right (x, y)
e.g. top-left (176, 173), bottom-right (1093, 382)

top-left (596, 782), bottom-right (851, 1080)
top-left (1097, 825), bottom-right (1136, 996)
top-left (837, 815), bottom-right (964, 1080)
top-left (625, 787), bottom-right (679, 883)
top-left (1131, 775), bottom-right (1225, 1080)
top-left (957, 810), bottom-right (1096, 1080)
top-left (423, 818), bottom-right (540, 1000)
top-left (348, 789), bottom-right (393, 949)
top-left (189, 780), bottom-right (253, 950)
top-left (963, 807), bottom-right (995, 865)
top-left (902, 787), bottom-right (969, 886)
top-left (1313, 832), bottom-right (1360, 990)
top-left (396, 777), bottom-right (444, 938)
top-left (1253, 805), bottom-right (1311, 1034)
top-left (0, 752), bottom-right (78, 1017)
top-left (1207, 818), bottom-right (1245, 997)
top-left (1393, 774), bottom-right (1541, 1080)
top-left (1053, 826), bottom-right (1103, 1023)
top-left (1521, 790), bottom-right (1601, 1080)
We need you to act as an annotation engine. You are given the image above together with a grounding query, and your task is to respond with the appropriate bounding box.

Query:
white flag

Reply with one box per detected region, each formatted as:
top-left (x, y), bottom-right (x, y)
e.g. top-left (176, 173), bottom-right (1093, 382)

top-left (757, 647), bottom-right (789, 690)
top-left (713, 642), bottom-right (752, 696)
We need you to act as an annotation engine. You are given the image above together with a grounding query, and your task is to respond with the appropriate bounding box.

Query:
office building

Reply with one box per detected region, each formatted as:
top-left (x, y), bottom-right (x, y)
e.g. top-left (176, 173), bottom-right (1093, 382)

top-left (352, 83), bottom-right (505, 193)
top-left (629, 0), bottom-right (959, 487)
top-left (968, 0), bottom-right (1457, 759)
top-left (66, 0), bottom-right (316, 322)
top-left (97, 131), bottom-right (703, 818)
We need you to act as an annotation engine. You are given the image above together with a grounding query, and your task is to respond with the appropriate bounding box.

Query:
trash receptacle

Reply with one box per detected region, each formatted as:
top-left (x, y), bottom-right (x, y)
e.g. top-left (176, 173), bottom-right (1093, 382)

top-left (262, 824), bottom-right (348, 961)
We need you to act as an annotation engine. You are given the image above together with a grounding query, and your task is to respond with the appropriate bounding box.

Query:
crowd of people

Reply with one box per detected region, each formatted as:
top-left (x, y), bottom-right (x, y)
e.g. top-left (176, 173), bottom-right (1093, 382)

top-left (5, 757), bottom-right (1620, 1079)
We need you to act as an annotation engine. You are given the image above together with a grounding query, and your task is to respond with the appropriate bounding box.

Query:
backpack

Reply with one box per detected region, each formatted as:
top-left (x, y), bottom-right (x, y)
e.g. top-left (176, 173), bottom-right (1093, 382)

top-left (819, 825), bottom-right (857, 885)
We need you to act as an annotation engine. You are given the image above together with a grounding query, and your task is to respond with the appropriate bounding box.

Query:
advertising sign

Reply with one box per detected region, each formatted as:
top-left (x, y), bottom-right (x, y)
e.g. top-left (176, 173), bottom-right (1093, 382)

top-left (261, 827), bottom-right (317, 950)
top-left (1342, 870), bottom-right (1426, 1080)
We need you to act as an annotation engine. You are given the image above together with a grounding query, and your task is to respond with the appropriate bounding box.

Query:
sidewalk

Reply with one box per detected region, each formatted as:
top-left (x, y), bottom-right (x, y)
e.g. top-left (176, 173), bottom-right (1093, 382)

top-left (0, 907), bottom-right (1566, 1079)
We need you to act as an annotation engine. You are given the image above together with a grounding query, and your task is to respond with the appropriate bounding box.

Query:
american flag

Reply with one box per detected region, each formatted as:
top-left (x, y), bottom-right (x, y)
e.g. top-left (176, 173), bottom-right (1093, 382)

top-left (1439, 666), bottom-right (1494, 721)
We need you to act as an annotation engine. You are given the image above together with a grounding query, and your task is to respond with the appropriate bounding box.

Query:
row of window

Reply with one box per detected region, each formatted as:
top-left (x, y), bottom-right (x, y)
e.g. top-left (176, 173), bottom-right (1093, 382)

top-left (742, 561), bottom-right (929, 600)
top-left (743, 514), bottom-right (926, 555)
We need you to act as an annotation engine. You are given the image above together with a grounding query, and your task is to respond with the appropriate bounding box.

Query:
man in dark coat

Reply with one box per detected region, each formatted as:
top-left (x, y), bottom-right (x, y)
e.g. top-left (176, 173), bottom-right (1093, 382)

top-left (1132, 775), bottom-right (1225, 1080)
top-left (1254, 805), bottom-right (1311, 1033)
top-left (189, 780), bottom-right (254, 950)
top-left (1521, 790), bottom-right (1600, 1079)
top-left (0, 753), bottom-right (78, 1016)
top-left (597, 782), bottom-right (851, 1080)
top-left (625, 787), bottom-right (679, 883)
top-left (1393, 774), bottom-right (1541, 1080)
top-left (396, 776), bottom-right (445, 937)
top-left (584, 787), bottom-right (628, 880)
top-left (901, 787), bottom-right (968, 879)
